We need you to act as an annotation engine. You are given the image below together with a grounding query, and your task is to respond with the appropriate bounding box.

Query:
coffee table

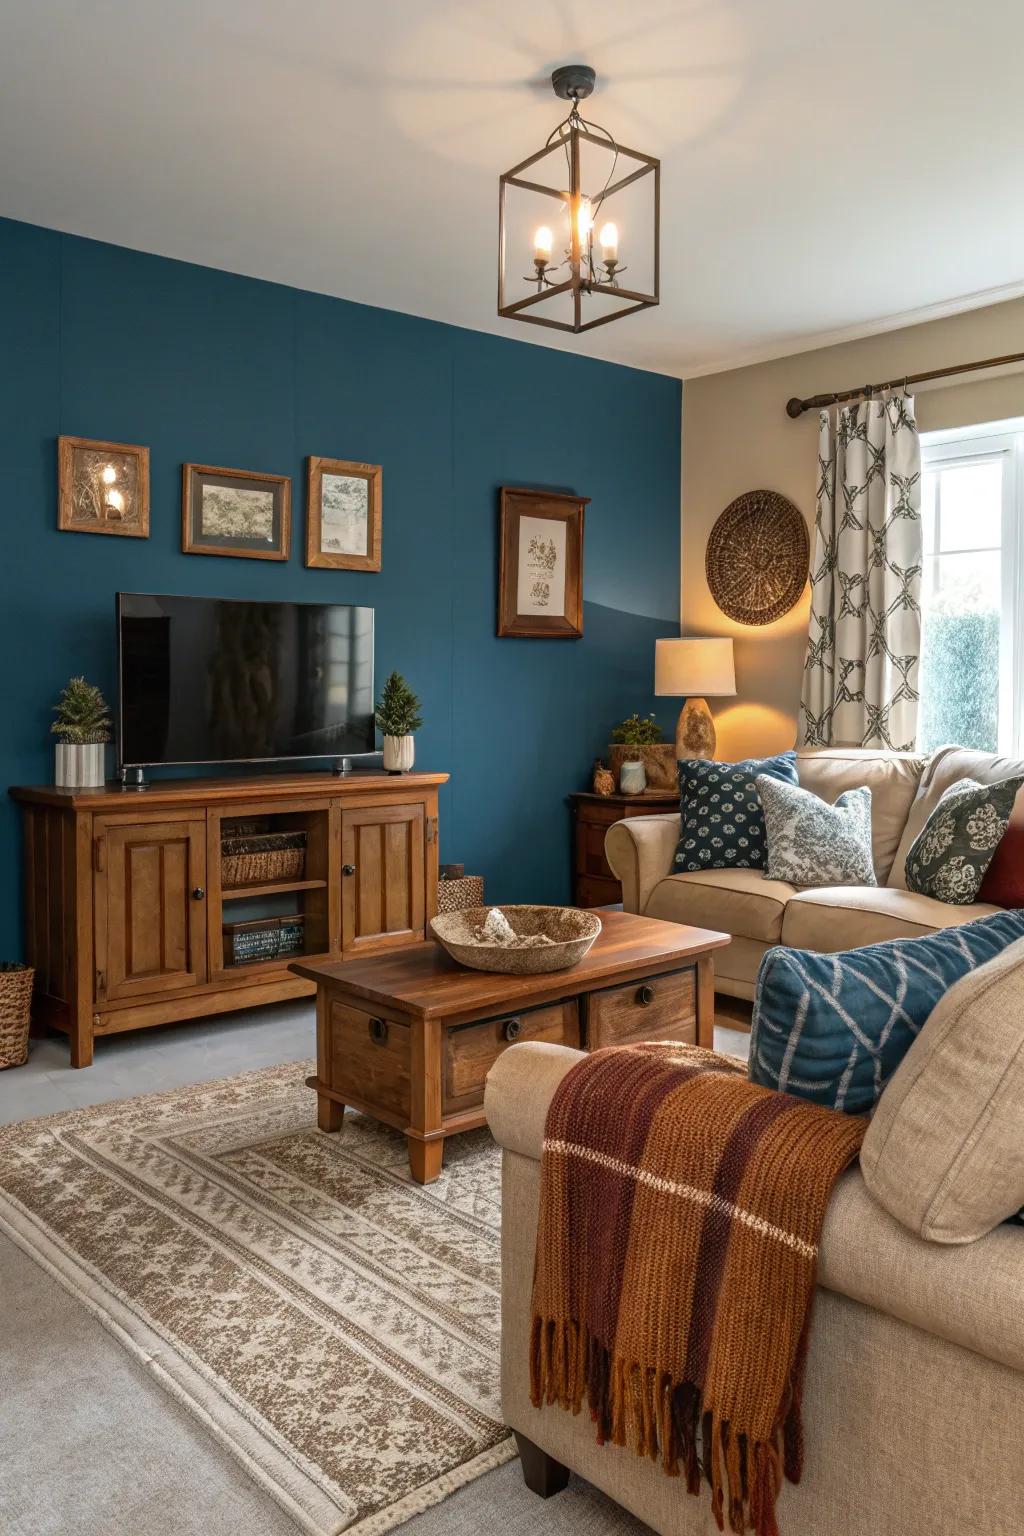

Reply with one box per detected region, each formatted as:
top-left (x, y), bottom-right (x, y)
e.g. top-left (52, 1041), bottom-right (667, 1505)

top-left (292, 910), bottom-right (729, 1183)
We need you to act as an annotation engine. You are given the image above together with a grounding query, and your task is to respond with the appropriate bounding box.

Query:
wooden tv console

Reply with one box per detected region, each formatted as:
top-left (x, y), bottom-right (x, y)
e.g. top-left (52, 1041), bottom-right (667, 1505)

top-left (9, 771), bottom-right (447, 1067)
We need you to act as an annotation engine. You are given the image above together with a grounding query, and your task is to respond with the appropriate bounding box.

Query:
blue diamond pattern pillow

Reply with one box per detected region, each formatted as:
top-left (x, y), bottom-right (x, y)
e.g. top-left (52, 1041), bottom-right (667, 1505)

top-left (749, 910), bottom-right (1024, 1114)
top-left (674, 751), bottom-right (798, 873)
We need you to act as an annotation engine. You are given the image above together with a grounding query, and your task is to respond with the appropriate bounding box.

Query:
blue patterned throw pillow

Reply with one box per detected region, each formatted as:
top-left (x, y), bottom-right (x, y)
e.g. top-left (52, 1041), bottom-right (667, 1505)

top-left (749, 910), bottom-right (1024, 1114)
top-left (674, 751), bottom-right (798, 873)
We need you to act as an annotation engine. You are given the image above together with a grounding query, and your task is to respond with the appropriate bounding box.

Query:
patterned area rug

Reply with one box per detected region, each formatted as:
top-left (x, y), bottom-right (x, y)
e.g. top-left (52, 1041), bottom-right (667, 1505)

top-left (0, 1061), bottom-right (513, 1535)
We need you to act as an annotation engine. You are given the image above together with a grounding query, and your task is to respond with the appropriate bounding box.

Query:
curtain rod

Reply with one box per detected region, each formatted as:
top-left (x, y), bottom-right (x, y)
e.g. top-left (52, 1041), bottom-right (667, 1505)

top-left (784, 347), bottom-right (1024, 418)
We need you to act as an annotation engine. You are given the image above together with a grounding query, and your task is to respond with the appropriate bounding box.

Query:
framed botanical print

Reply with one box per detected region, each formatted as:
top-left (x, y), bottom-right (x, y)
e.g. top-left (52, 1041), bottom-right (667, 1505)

top-left (497, 486), bottom-right (588, 638)
top-left (182, 463), bottom-right (291, 560)
top-left (58, 435), bottom-right (149, 538)
top-left (305, 457), bottom-right (382, 571)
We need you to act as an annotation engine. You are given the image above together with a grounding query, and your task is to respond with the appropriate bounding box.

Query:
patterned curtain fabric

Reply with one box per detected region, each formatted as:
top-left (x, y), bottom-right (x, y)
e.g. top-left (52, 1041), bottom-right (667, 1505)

top-left (800, 395), bottom-right (923, 750)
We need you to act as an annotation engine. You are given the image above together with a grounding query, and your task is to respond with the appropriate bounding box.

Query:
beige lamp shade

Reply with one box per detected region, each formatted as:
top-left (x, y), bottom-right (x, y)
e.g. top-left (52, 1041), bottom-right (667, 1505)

top-left (654, 638), bottom-right (736, 699)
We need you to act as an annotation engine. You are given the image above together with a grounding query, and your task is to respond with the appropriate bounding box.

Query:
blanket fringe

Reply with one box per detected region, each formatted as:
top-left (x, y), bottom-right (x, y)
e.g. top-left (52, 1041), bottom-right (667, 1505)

top-left (531, 1323), bottom-right (793, 1536)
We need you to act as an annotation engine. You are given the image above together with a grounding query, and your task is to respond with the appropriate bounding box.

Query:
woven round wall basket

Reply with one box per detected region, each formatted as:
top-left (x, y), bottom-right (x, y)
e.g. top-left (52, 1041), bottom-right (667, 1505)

top-left (706, 489), bottom-right (809, 626)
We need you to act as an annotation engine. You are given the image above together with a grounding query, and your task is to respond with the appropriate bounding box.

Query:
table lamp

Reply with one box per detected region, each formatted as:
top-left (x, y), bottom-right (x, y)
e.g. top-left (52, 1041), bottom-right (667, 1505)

top-left (654, 637), bottom-right (736, 760)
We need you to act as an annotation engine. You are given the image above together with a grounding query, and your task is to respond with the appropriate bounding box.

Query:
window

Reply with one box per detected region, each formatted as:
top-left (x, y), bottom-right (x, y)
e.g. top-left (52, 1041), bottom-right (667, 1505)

top-left (918, 419), bottom-right (1024, 755)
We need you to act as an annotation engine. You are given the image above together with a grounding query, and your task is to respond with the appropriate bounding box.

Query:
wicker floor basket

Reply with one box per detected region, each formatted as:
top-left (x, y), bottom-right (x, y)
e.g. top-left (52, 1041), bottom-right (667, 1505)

top-left (436, 875), bottom-right (484, 914)
top-left (0, 963), bottom-right (34, 1070)
top-left (222, 831), bottom-right (307, 889)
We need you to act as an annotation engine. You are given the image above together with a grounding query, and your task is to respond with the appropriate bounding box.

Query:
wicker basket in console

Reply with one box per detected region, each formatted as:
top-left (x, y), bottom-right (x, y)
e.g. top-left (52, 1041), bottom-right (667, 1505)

top-left (221, 830), bottom-right (307, 888)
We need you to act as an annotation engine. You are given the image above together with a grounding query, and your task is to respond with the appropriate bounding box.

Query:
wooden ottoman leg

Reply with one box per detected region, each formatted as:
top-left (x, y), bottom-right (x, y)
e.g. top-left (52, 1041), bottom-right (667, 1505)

top-left (318, 1094), bottom-right (344, 1133)
top-left (514, 1432), bottom-right (570, 1498)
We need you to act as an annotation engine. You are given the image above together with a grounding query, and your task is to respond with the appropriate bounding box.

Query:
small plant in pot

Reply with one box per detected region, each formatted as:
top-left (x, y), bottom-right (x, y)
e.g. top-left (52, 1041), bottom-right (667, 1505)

top-left (608, 711), bottom-right (674, 794)
top-left (375, 671), bottom-right (422, 774)
top-left (51, 677), bottom-right (111, 789)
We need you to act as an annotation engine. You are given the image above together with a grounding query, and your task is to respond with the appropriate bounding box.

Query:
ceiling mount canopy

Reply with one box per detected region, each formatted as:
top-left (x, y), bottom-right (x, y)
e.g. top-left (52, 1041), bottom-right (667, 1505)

top-left (497, 66), bottom-right (660, 336)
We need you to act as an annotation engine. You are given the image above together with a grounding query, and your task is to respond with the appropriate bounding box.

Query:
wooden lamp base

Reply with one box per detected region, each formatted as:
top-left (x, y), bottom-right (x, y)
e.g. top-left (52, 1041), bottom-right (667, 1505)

top-left (675, 697), bottom-right (716, 760)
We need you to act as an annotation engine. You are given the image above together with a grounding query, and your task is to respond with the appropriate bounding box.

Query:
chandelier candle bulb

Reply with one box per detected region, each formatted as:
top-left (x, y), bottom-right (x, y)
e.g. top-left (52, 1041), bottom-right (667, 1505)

top-left (533, 225), bottom-right (553, 261)
top-left (599, 222), bottom-right (618, 261)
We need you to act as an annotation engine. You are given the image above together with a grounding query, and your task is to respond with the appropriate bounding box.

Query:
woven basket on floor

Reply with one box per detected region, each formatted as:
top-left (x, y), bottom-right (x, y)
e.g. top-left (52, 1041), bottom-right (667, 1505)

top-left (0, 963), bottom-right (34, 1070)
top-left (436, 875), bottom-right (484, 914)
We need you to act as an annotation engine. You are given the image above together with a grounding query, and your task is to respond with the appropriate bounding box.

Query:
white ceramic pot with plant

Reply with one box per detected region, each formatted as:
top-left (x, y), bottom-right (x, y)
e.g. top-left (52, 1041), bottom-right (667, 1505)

top-left (51, 676), bottom-right (111, 789)
top-left (375, 670), bottom-right (422, 775)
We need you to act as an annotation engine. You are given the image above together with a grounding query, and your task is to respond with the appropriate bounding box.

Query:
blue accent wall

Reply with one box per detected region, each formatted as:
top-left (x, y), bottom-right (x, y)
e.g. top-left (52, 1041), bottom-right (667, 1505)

top-left (0, 216), bottom-right (681, 955)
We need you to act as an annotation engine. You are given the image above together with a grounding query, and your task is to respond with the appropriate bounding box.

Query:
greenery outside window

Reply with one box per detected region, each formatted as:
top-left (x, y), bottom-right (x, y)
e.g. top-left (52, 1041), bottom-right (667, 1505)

top-left (917, 418), bottom-right (1024, 755)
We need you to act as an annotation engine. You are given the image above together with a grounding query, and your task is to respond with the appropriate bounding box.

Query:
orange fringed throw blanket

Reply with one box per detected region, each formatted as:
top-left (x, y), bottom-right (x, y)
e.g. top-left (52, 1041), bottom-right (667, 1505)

top-left (530, 1042), bottom-right (866, 1536)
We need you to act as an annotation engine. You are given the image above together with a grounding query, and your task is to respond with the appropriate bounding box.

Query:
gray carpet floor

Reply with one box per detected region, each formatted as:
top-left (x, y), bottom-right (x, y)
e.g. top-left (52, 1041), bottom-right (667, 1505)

top-left (1, 1005), bottom-right (749, 1534)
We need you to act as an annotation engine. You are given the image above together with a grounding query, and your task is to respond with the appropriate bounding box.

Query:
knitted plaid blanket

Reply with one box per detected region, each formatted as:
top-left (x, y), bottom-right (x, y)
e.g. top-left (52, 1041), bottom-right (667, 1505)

top-left (530, 1042), bottom-right (866, 1536)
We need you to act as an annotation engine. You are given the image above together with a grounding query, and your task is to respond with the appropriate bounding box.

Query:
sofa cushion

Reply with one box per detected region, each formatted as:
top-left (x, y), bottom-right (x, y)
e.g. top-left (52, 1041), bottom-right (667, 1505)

top-left (749, 910), bottom-right (1024, 1113)
top-left (674, 750), bottom-right (797, 873)
top-left (796, 748), bottom-right (924, 884)
top-left (781, 885), bottom-right (1000, 952)
top-left (757, 776), bottom-right (876, 888)
top-left (904, 775), bottom-right (1024, 905)
top-left (979, 790), bottom-right (1024, 906)
top-left (861, 938), bottom-right (1024, 1243)
top-left (645, 867), bottom-right (795, 943)
top-left (889, 746), bottom-right (1024, 889)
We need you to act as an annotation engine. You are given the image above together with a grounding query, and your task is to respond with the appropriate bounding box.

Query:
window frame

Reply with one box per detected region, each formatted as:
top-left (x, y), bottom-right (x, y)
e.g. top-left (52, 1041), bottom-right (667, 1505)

top-left (920, 417), bottom-right (1024, 755)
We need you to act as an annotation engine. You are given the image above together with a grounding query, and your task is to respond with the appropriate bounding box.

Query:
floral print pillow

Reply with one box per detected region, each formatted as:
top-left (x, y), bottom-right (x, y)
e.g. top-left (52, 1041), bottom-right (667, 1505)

top-left (905, 775), bottom-right (1024, 905)
top-left (756, 776), bottom-right (876, 888)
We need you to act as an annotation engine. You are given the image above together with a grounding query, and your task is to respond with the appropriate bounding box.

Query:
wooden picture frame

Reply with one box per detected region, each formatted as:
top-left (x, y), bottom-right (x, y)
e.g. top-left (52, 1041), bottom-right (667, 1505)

top-left (498, 487), bottom-right (588, 638)
top-left (182, 463), bottom-right (291, 560)
top-left (305, 457), bottom-right (382, 571)
top-left (58, 435), bottom-right (150, 538)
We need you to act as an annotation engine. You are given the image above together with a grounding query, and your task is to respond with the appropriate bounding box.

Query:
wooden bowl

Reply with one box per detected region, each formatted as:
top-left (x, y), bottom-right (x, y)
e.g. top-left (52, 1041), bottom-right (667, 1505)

top-left (429, 905), bottom-right (602, 975)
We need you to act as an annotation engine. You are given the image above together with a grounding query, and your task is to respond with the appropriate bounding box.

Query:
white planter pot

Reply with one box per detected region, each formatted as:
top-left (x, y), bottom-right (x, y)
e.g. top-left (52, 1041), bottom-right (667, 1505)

top-left (55, 743), bottom-right (106, 789)
top-left (382, 735), bottom-right (415, 774)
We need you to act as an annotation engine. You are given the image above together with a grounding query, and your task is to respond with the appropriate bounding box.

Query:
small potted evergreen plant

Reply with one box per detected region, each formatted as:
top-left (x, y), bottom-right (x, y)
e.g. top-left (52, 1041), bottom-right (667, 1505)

top-left (375, 671), bottom-right (422, 774)
top-left (51, 676), bottom-right (112, 789)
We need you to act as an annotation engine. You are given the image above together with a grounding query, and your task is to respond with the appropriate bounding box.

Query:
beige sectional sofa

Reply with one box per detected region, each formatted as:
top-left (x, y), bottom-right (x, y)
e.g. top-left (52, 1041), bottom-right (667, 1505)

top-left (605, 745), bottom-right (1024, 1001)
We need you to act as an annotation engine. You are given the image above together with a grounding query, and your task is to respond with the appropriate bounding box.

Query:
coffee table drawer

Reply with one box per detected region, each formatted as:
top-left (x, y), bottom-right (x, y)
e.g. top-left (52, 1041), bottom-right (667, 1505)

top-left (329, 1000), bottom-right (411, 1122)
top-left (587, 966), bottom-right (696, 1049)
top-left (443, 1000), bottom-right (580, 1115)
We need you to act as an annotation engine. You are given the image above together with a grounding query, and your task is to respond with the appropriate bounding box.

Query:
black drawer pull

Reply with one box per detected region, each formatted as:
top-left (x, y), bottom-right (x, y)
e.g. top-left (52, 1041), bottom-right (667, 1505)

top-left (503, 1017), bottom-right (522, 1042)
top-left (637, 984), bottom-right (655, 1006)
top-left (368, 1017), bottom-right (388, 1044)
top-left (342, 863), bottom-right (356, 876)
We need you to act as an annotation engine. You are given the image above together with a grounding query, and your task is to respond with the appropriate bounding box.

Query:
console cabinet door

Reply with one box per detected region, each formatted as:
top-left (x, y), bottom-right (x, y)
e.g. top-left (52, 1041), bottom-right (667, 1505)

top-left (95, 817), bottom-right (208, 1003)
top-left (340, 802), bottom-right (427, 955)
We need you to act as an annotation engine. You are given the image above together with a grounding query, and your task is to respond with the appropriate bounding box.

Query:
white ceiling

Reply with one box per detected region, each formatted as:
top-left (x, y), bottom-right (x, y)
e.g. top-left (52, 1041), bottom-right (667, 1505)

top-left (2, 0), bottom-right (1023, 379)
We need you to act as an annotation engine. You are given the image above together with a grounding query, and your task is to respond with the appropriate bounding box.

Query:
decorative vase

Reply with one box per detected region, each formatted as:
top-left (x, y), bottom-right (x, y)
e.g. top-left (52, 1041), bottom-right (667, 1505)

top-left (619, 758), bottom-right (648, 795)
top-left (382, 734), bottom-right (415, 774)
top-left (592, 759), bottom-right (615, 797)
top-left (54, 743), bottom-right (106, 790)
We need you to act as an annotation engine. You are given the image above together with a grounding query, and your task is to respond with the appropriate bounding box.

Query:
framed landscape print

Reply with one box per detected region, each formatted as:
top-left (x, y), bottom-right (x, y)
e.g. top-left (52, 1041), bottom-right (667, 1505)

top-left (58, 435), bottom-right (149, 538)
top-left (305, 457), bottom-right (382, 571)
top-left (182, 464), bottom-right (291, 560)
top-left (497, 486), bottom-right (588, 638)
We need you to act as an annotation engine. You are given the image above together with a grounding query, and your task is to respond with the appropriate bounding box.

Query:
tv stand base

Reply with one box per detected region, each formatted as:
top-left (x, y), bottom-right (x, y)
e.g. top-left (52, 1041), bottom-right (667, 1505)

top-left (119, 766), bottom-right (149, 790)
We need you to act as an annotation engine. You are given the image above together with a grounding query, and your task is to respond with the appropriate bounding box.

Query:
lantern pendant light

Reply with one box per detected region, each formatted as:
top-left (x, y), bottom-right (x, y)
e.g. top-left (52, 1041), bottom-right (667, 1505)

top-left (498, 65), bottom-right (660, 334)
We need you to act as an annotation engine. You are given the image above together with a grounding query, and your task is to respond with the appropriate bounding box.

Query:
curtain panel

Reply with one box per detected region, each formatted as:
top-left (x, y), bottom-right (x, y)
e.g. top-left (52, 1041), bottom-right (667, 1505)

top-left (800, 395), bottom-right (923, 750)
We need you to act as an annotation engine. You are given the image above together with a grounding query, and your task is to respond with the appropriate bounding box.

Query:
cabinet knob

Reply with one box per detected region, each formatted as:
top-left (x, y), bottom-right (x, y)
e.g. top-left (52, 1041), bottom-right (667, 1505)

top-left (192, 886), bottom-right (205, 901)
top-left (342, 864), bottom-right (356, 876)
top-left (368, 1017), bottom-right (388, 1044)
top-left (503, 1017), bottom-right (522, 1042)
top-left (637, 984), bottom-right (655, 1006)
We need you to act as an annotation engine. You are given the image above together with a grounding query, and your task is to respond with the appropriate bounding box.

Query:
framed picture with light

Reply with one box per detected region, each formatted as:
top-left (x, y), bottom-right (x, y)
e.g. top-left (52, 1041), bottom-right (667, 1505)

top-left (497, 486), bottom-right (588, 638)
top-left (57, 436), bottom-right (150, 538)
top-left (182, 463), bottom-right (291, 560)
top-left (305, 456), bottom-right (382, 571)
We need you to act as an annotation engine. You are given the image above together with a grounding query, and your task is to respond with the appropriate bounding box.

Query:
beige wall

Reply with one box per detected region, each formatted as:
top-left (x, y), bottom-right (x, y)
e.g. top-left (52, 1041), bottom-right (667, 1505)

top-left (682, 297), bottom-right (1024, 759)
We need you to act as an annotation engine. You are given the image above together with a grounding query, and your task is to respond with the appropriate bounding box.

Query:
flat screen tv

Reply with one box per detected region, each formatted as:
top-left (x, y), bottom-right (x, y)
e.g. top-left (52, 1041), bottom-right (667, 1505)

top-left (117, 592), bottom-right (375, 770)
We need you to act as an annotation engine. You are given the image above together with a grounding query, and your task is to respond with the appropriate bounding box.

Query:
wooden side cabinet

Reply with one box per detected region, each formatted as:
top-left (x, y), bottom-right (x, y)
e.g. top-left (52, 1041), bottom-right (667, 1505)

top-left (570, 790), bottom-right (680, 907)
top-left (11, 771), bottom-right (447, 1067)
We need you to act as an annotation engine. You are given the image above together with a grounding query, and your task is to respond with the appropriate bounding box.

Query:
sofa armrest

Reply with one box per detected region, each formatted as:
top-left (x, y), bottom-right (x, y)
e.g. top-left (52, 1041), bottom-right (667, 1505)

top-left (604, 813), bottom-right (680, 912)
top-left (484, 1040), bottom-right (583, 1160)
top-left (486, 1042), bottom-right (1024, 1376)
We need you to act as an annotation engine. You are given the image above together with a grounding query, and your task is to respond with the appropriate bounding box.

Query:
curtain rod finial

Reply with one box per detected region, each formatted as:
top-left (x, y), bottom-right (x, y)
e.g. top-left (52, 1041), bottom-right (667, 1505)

top-left (785, 397), bottom-right (805, 419)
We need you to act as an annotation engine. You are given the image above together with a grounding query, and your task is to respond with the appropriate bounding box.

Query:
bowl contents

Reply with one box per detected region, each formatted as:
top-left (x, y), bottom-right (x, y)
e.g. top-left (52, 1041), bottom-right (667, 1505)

top-left (477, 908), bottom-right (555, 949)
